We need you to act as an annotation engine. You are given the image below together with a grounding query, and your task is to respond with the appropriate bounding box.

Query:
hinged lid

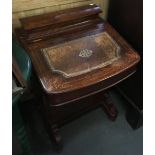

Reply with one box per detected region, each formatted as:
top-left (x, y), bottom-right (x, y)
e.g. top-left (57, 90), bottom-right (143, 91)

top-left (20, 4), bottom-right (102, 31)
top-left (16, 4), bottom-right (140, 96)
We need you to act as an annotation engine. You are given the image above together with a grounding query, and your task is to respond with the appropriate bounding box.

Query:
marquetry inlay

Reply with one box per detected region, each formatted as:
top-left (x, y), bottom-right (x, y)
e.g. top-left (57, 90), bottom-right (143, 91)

top-left (79, 49), bottom-right (93, 58)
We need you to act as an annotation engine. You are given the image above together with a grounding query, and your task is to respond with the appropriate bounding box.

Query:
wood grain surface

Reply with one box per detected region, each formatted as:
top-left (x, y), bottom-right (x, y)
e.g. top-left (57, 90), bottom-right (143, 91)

top-left (13, 0), bottom-right (109, 29)
top-left (15, 5), bottom-right (140, 148)
top-left (16, 4), bottom-right (140, 105)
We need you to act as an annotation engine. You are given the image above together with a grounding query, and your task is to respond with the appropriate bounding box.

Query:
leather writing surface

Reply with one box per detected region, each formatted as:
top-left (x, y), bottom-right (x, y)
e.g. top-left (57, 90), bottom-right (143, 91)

top-left (42, 32), bottom-right (121, 78)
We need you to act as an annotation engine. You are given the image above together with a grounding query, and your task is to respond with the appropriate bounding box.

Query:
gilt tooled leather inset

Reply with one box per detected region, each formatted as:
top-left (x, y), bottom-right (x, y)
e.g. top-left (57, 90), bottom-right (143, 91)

top-left (41, 32), bottom-right (121, 78)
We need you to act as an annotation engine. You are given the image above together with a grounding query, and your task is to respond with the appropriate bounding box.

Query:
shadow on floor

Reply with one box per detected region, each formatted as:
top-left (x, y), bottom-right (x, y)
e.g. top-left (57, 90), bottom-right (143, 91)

top-left (22, 90), bottom-right (143, 155)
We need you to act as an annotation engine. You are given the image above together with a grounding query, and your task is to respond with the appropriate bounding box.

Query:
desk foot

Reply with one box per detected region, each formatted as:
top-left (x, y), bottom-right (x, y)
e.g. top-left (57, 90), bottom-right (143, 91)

top-left (51, 125), bottom-right (63, 147)
top-left (101, 92), bottom-right (118, 121)
top-left (45, 123), bottom-right (63, 152)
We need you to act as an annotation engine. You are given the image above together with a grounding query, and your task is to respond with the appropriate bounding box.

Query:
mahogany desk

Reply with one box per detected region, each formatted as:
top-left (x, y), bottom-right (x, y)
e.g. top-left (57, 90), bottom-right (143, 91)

top-left (15, 4), bottom-right (140, 149)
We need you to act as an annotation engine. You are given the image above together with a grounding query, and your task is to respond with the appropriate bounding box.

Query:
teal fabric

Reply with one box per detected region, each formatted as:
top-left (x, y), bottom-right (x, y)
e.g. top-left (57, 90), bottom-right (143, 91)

top-left (13, 39), bottom-right (33, 155)
top-left (12, 94), bottom-right (21, 105)
top-left (13, 96), bottom-right (33, 155)
top-left (12, 40), bottom-right (32, 82)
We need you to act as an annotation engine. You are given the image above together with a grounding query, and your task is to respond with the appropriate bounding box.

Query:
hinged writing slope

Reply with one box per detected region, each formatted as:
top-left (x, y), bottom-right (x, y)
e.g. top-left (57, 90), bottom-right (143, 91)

top-left (16, 4), bottom-right (140, 98)
top-left (42, 32), bottom-right (121, 78)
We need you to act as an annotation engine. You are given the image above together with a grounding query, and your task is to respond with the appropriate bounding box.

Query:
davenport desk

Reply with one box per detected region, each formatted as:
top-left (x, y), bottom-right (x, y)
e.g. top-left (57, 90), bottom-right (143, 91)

top-left (15, 4), bottom-right (140, 149)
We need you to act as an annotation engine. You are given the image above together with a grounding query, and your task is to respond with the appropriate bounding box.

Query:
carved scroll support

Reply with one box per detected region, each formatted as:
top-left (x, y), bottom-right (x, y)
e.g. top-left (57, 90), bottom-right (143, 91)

top-left (100, 91), bottom-right (118, 121)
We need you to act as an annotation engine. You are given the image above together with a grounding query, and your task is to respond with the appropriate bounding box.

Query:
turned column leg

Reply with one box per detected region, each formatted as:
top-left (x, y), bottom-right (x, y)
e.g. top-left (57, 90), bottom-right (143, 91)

top-left (47, 124), bottom-right (63, 151)
top-left (41, 95), bottom-right (63, 151)
top-left (51, 124), bottom-right (63, 147)
top-left (42, 112), bottom-right (63, 151)
top-left (100, 91), bottom-right (118, 121)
